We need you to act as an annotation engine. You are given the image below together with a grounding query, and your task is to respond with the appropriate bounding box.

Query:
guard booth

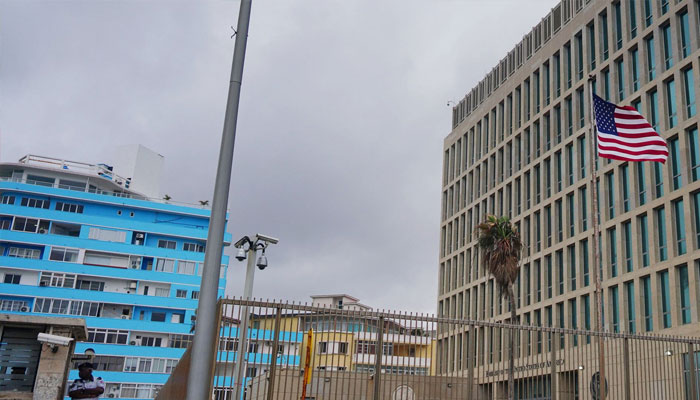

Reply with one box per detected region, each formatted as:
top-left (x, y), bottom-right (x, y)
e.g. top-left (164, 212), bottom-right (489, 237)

top-left (0, 314), bottom-right (86, 400)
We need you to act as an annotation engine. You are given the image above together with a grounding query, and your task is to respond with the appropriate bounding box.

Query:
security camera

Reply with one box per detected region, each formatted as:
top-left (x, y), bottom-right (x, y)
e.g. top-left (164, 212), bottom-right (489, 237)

top-left (37, 333), bottom-right (73, 348)
top-left (256, 254), bottom-right (268, 270)
top-left (235, 247), bottom-right (247, 261)
top-left (255, 234), bottom-right (279, 244)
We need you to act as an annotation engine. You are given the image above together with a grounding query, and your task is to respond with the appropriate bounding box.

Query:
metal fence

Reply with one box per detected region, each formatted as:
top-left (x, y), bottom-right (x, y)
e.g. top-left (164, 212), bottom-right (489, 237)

top-left (209, 298), bottom-right (700, 400)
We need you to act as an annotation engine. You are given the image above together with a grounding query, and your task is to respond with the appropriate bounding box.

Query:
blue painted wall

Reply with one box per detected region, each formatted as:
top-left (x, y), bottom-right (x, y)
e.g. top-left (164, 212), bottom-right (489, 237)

top-left (0, 178), bottom-right (230, 399)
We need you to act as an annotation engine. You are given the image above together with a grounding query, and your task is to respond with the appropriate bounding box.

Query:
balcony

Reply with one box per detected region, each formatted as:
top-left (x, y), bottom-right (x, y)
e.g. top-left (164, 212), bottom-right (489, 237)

top-left (352, 354), bottom-right (431, 367)
top-left (0, 174), bottom-right (210, 210)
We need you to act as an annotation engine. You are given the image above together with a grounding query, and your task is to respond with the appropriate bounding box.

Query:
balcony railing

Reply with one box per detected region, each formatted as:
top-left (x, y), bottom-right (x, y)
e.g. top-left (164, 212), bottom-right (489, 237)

top-left (0, 176), bottom-right (210, 209)
top-left (352, 353), bottom-right (431, 367)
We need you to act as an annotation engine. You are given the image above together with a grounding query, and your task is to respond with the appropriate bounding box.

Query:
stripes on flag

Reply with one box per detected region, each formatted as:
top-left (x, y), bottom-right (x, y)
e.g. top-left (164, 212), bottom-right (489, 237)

top-left (593, 94), bottom-right (668, 163)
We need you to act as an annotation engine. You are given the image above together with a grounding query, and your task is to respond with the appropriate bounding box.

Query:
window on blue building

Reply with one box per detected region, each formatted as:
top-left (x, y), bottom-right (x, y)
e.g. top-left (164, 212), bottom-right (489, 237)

top-left (151, 312), bottom-right (166, 322)
top-left (49, 247), bottom-right (79, 263)
top-left (157, 239), bottom-right (177, 249)
top-left (55, 201), bottom-right (83, 213)
top-left (155, 259), bottom-right (174, 273)
top-left (0, 195), bottom-right (15, 205)
top-left (20, 197), bottom-right (49, 209)
top-left (40, 272), bottom-right (76, 288)
top-left (8, 247), bottom-right (41, 259)
top-left (177, 260), bottom-right (196, 275)
top-left (183, 242), bottom-right (205, 252)
top-left (50, 221), bottom-right (81, 237)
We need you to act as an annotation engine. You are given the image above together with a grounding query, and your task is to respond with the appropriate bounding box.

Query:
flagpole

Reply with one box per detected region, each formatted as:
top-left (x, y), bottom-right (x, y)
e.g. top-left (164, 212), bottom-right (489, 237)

top-left (587, 75), bottom-right (606, 400)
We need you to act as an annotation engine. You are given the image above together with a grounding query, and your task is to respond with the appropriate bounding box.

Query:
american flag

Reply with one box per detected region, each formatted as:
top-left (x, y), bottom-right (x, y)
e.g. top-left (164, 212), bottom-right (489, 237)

top-left (593, 94), bottom-right (668, 163)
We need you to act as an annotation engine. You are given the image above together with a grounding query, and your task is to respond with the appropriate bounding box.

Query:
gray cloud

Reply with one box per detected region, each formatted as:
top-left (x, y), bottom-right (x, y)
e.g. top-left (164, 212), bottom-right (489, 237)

top-left (0, 0), bottom-right (559, 313)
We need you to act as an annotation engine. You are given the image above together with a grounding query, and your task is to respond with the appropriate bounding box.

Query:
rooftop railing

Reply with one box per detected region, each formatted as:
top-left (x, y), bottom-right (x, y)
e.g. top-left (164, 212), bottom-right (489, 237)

top-left (18, 154), bottom-right (132, 189)
top-left (0, 176), bottom-right (211, 210)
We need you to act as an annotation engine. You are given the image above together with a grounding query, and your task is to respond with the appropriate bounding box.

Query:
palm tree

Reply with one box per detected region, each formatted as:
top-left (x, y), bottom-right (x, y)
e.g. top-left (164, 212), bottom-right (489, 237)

top-left (476, 214), bottom-right (522, 400)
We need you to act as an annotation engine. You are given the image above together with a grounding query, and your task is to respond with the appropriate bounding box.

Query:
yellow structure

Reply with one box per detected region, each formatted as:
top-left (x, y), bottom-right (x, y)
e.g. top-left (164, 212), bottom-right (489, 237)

top-left (299, 295), bottom-right (436, 376)
top-left (246, 294), bottom-right (436, 378)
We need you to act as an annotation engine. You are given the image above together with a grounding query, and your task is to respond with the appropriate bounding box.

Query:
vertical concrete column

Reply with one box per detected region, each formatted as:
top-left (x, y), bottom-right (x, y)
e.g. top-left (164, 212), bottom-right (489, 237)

top-left (550, 331), bottom-right (557, 400)
top-left (33, 335), bottom-right (74, 400)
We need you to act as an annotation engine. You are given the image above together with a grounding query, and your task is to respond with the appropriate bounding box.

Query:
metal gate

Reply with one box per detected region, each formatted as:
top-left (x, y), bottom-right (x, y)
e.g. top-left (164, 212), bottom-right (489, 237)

top-left (0, 327), bottom-right (42, 392)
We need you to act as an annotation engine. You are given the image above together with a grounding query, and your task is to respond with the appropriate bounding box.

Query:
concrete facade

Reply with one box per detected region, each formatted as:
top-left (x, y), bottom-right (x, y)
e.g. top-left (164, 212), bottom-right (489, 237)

top-left (246, 369), bottom-right (475, 400)
top-left (439, 0), bottom-right (700, 394)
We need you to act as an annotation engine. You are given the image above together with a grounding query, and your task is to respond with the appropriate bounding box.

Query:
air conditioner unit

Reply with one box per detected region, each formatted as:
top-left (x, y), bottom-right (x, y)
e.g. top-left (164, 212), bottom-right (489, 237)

top-left (129, 341), bottom-right (137, 346)
top-left (135, 233), bottom-right (144, 239)
top-left (130, 263), bottom-right (139, 269)
top-left (120, 315), bottom-right (130, 320)
top-left (38, 228), bottom-right (47, 234)
top-left (128, 281), bottom-right (137, 289)
top-left (20, 306), bottom-right (29, 312)
top-left (39, 281), bottom-right (47, 287)
top-left (108, 394), bottom-right (116, 398)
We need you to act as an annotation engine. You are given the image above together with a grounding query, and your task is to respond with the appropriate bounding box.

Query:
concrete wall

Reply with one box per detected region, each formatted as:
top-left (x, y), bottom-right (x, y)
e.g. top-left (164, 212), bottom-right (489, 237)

top-left (247, 369), bottom-right (474, 400)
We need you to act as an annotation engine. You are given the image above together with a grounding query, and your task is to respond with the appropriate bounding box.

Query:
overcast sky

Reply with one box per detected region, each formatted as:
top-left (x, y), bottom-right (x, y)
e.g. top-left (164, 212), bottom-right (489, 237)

top-left (0, 0), bottom-right (558, 313)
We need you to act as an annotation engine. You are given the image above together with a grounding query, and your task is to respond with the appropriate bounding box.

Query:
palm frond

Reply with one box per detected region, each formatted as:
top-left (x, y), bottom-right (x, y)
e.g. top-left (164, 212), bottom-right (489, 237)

top-left (475, 215), bottom-right (523, 296)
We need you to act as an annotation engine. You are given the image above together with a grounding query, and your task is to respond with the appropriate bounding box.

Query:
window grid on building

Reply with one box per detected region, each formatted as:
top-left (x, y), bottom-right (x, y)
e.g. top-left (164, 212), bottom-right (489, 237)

top-left (441, 0), bottom-right (700, 360)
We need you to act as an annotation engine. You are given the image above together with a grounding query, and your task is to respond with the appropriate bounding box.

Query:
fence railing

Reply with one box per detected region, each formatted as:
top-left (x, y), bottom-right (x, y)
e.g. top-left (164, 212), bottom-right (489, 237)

top-left (159, 298), bottom-right (700, 400)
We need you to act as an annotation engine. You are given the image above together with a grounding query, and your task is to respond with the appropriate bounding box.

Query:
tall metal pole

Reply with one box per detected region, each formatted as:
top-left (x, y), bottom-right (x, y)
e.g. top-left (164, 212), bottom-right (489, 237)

top-left (232, 248), bottom-right (257, 400)
top-left (587, 76), bottom-right (606, 400)
top-left (185, 1), bottom-right (253, 399)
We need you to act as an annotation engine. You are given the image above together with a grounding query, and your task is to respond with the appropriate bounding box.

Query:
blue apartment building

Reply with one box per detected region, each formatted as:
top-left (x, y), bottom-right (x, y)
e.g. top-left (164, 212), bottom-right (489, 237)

top-left (0, 154), bottom-right (230, 399)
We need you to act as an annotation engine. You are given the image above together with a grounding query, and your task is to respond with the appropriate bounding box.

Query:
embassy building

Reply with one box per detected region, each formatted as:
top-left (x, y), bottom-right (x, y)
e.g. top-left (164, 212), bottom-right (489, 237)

top-left (439, 0), bottom-right (699, 397)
